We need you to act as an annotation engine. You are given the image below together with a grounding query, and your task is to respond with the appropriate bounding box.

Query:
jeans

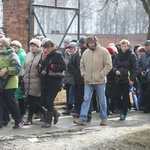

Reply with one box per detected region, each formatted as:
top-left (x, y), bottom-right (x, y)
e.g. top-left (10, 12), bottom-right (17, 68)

top-left (80, 84), bottom-right (107, 121)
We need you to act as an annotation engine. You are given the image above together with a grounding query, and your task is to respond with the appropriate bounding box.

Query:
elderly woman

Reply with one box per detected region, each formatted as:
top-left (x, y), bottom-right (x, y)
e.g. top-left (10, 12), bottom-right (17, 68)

top-left (11, 40), bottom-right (26, 117)
top-left (38, 38), bottom-right (66, 128)
top-left (0, 38), bottom-right (24, 129)
top-left (23, 38), bottom-right (45, 125)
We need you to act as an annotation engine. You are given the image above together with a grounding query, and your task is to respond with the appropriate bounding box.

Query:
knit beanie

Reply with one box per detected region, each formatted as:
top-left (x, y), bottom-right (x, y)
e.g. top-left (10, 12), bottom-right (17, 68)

top-left (41, 38), bottom-right (54, 46)
top-left (106, 47), bottom-right (115, 55)
top-left (11, 40), bottom-right (22, 48)
top-left (63, 36), bottom-right (72, 44)
top-left (0, 38), bottom-right (11, 48)
top-left (68, 42), bottom-right (76, 49)
top-left (30, 38), bottom-right (41, 48)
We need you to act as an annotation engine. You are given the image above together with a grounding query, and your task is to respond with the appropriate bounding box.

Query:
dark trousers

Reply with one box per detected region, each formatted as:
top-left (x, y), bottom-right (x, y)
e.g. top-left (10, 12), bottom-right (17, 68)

top-left (0, 89), bottom-right (22, 126)
top-left (116, 83), bottom-right (130, 116)
top-left (41, 89), bottom-right (59, 112)
top-left (65, 84), bottom-right (71, 104)
top-left (18, 98), bottom-right (25, 117)
top-left (27, 95), bottom-right (43, 121)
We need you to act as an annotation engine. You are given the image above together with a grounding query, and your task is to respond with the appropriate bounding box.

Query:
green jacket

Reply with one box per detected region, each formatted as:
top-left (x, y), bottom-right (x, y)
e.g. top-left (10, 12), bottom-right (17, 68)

top-left (15, 48), bottom-right (26, 99)
top-left (0, 47), bottom-right (21, 89)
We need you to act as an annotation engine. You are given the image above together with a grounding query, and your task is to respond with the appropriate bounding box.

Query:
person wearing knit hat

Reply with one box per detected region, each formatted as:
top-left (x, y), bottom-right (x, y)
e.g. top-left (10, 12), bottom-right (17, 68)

top-left (73, 35), bottom-right (112, 126)
top-left (0, 37), bottom-right (24, 129)
top-left (23, 38), bottom-right (44, 126)
top-left (11, 40), bottom-right (22, 48)
top-left (38, 37), bottom-right (66, 128)
top-left (63, 36), bottom-right (72, 44)
top-left (62, 42), bottom-right (76, 115)
top-left (106, 47), bottom-right (115, 56)
top-left (62, 36), bottom-right (72, 58)
top-left (0, 38), bottom-right (11, 49)
top-left (30, 38), bottom-right (41, 48)
top-left (11, 40), bottom-right (26, 117)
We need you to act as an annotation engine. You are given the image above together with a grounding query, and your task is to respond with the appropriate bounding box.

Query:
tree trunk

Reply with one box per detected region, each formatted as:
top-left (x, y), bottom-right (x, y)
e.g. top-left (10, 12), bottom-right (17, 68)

top-left (147, 19), bottom-right (150, 39)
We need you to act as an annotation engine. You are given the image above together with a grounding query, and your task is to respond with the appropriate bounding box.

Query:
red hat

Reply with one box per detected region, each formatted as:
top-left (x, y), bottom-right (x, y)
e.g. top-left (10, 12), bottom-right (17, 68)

top-left (106, 47), bottom-right (115, 55)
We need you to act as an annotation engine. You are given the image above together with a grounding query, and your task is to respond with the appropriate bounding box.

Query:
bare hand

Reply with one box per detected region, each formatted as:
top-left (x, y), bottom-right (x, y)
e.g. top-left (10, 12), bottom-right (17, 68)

top-left (116, 70), bottom-right (121, 76)
top-left (141, 71), bottom-right (146, 77)
top-left (0, 68), bottom-right (7, 77)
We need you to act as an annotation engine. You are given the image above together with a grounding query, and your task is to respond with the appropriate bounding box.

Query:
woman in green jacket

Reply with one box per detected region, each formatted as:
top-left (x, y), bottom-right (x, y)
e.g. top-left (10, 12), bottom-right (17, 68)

top-left (11, 40), bottom-right (26, 117)
top-left (0, 38), bottom-right (24, 129)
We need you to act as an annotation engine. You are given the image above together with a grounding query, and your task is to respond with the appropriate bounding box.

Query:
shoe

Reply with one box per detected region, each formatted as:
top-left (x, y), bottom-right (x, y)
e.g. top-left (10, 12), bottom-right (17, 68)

top-left (0, 125), bottom-right (2, 129)
top-left (72, 113), bottom-right (79, 118)
top-left (87, 118), bottom-right (91, 122)
top-left (24, 120), bottom-right (32, 125)
top-left (120, 114), bottom-right (126, 121)
top-left (13, 121), bottom-right (24, 129)
top-left (73, 118), bottom-right (86, 125)
top-left (62, 109), bottom-right (71, 115)
top-left (142, 107), bottom-right (149, 113)
top-left (100, 120), bottom-right (107, 126)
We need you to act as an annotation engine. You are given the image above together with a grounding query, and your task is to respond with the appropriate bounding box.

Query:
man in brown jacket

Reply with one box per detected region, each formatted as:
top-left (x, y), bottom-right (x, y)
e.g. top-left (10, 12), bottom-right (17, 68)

top-left (74, 36), bottom-right (112, 126)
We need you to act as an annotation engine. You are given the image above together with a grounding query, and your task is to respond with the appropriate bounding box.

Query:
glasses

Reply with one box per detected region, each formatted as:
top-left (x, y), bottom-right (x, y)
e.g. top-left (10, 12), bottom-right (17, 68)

top-left (145, 45), bottom-right (150, 46)
top-left (0, 45), bottom-right (4, 48)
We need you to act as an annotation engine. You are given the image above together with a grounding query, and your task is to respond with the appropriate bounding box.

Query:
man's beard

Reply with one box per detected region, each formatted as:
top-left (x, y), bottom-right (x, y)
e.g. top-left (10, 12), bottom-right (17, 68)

top-left (89, 46), bottom-right (96, 51)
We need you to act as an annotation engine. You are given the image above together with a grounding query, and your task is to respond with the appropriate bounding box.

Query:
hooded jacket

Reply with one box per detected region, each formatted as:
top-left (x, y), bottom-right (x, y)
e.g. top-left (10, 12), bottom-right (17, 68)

top-left (0, 47), bottom-right (21, 89)
top-left (80, 44), bottom-right (112, 84)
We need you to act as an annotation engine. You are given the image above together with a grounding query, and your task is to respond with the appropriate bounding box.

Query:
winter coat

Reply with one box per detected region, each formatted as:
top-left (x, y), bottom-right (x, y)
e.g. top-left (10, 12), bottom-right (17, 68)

top-left (63, 49), bottom-right (74, 85)
top-left (139, 51), bottom-right (150, 83)
top-left (23, 48), bottom-right (42, 97)
top-left (113, 48), bottom-right (138, 84)
top-left (0, 47), bottom-right (21, 89)
top-left (15, 48), bottom-right (26, 99)
top-left (73, 47), bottom-right (87, 85)
top-left (39, 49), bottom-right (66, 90)
top-left (80, 44), bottom-right (112, 84)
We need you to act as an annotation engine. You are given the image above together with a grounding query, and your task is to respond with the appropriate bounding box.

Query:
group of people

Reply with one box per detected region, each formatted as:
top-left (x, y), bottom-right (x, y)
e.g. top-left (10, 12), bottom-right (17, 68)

top-left (0, 32), bottom-right (66, 129)
top-left (0, 29), bottom-right (150, 129)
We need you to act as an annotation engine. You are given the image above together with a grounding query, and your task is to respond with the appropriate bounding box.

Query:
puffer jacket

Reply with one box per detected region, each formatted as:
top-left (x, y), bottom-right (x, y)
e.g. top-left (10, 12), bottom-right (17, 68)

top-left (113, 48), bottom-right (138, 83)
top-left (80, 44), bottom-right (112, 84)
top-left (23, 48), bottom-right (42, 97)
top-left (0, 48), bottom-right (21, 89)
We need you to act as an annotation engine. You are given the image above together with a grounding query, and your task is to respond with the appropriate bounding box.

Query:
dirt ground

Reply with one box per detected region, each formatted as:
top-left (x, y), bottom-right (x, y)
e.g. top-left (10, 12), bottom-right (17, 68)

top-left (1, 125), bottom-right (150, 150)
top-left (1, 90), bottom-right (150, 150)
top-left (0, 110), bottom-right (150, 150)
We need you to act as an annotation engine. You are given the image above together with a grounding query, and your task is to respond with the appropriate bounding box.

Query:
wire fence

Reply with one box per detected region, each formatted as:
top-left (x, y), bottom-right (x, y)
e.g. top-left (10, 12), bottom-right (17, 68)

top-left (31, 0), bottom-right (79, 47)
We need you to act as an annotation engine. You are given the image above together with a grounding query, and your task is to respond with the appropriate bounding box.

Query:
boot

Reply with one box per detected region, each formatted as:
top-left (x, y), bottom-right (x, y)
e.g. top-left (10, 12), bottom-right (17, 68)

top-left (53, 109), bottom-right (60, 124)
top-left (41, 111), bottom-right (53, 128)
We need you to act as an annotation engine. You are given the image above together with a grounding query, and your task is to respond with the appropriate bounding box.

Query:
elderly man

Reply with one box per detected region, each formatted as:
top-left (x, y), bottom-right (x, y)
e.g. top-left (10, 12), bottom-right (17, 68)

top-left (73, 36), bottom-right (112, 126)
